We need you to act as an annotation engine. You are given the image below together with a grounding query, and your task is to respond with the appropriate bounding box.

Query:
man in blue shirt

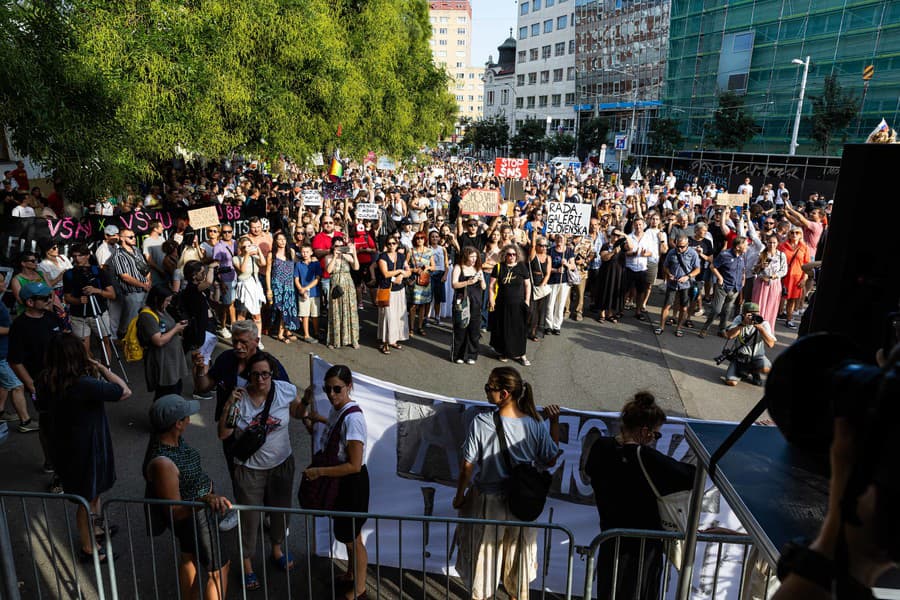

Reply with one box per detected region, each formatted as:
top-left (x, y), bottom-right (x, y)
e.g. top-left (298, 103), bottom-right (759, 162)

top-left (293, 244), bottom-right (322, 343)
top-left (656, 235), bottom-right (701, 336)
top-left (700, 237), bottom-right (747, 337)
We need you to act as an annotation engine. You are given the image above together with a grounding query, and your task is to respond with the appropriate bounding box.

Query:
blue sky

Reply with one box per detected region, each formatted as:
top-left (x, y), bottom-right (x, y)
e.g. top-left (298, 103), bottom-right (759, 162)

top-left (471, 0), bottom-right (518, 67)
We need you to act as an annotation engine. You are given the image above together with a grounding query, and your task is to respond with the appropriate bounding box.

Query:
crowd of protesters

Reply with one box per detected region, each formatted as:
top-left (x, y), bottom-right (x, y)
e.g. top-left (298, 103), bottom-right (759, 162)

top-left (0, 155), bottom-right (830, 597)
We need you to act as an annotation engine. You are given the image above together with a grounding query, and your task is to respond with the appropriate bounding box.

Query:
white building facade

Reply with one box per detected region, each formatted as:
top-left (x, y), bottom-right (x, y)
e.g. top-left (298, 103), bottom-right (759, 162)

top-left (513, 0), bottom-right (577, 136)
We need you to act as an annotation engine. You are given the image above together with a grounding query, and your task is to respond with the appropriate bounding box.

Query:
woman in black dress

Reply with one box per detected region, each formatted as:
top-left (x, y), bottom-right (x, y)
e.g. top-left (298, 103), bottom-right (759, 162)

top-left (39, 333), bottom-right (131, 563)
top-left (489, 245), bottom-right (532, 366)
top-left (594, 229), bottom-right (628, 324)
top-left (450, 246), bottom-right (486, 364)
top-left (583, 392), bottom-right (694, 600)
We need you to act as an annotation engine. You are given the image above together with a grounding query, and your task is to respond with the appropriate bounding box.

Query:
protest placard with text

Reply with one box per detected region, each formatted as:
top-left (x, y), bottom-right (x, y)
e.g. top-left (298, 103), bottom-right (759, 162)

top-left (355, 203), bottom-right (380, 220)
top-left (301, 190), bottom-right (323, 207)
top-left (546, 201), bottom-right (591, 236)
top-left (187, 206), bottom-right (220, 229)
top-left (716, 193), bottom-right (750, 207)
top-left (460, 189), bottom-right (501, 216)
top-left (494, 157), bottom-right (528, 178)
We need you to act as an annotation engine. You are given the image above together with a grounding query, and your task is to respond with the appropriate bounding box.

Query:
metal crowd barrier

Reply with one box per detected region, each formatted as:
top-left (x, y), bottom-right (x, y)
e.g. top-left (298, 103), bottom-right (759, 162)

top-left (580, 528), bottom-right (774, 600)
top-left (0, 491), bottom-right (109, 600)
top-left (97, 497), bottom-right (576, 600)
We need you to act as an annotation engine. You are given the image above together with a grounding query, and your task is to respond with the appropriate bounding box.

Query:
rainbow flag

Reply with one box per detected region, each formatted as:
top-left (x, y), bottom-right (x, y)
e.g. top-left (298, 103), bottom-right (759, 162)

top-left (329, 155), bottom-right (343, 181)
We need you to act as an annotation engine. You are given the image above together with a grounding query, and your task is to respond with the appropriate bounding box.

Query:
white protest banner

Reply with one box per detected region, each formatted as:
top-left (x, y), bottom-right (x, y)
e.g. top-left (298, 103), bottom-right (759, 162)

top-left (460, 188), bottom-right (501, 216)
top-left (301, 190), bottom-right (322, 207)
top-left (355, 203), bottom-right (380, 220)
top-left (546, 201), bottom-right (591, 236)
top-left (431, 167), bottom-right (445, 178)
top-left (308, 356), bottom-right (747, 597)
top-left (311, 153), bottom-right (325, 166)
top-left (187, 206), bottom-right (220, 229)
top-left (717, 193), bottom-right (750, 207)
top-left (377, 156), bottom-right (397, 171)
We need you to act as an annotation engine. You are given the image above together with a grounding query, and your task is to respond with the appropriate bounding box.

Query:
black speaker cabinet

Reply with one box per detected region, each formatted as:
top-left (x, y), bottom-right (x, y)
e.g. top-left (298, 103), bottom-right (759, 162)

top-left (808, 144), bottom-right (900, 360)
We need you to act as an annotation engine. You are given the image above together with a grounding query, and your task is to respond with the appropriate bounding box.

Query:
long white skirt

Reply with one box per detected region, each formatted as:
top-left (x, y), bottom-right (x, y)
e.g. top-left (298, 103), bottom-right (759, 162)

top-left (377, 289), bottom-right (409, 344)
top-left (235, 277), bottom-right (265, 316)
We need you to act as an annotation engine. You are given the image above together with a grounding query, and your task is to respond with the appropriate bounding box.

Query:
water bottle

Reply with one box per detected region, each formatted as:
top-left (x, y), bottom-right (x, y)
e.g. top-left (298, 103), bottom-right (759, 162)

top-left (226, 400), bottom-right (241, 428)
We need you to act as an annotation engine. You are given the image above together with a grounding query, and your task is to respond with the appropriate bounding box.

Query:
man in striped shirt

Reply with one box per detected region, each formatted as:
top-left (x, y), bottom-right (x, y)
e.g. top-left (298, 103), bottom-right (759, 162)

top-left (109, 227), bottom-right (151, 338)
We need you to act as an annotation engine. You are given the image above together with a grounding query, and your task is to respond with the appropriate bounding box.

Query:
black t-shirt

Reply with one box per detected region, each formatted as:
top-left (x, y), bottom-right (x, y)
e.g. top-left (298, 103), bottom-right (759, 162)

top-left (7, 312), bottom-right (67, 381)
top-left (63, 266), bottom-right (112, 317)
top-left (459, 232), bottom-right (488, 255)
top-left (688, 237), bottom-right (714, 271)
top-left (584, 437), bottom-right (694, 532)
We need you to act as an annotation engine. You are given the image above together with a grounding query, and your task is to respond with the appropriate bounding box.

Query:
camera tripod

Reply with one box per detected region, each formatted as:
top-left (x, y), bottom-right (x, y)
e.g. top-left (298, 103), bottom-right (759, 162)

top-left (87, 294), bottom-right (129, 383)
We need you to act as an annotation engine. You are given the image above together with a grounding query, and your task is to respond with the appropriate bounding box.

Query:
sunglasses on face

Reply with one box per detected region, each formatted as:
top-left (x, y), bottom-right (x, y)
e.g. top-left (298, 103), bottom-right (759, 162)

top-left (249, 371), bottom-right (272, 380)
top-left (484, 384), bottom-right (503, 394)
top-left (323, 385), bottom-right (345, 395)
top-left (646, 429), bottom-right (663, 441)
top-left (222, 230), bottom-right (233, 234)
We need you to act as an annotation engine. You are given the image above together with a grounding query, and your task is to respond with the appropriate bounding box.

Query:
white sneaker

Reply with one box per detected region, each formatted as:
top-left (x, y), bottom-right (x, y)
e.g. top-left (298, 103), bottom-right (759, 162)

top-left (466, 359), bottom-right (476, 365)
top-left (219, 509), bottom-right (239, 531)
top-left (219, 327), bottom-right (232, 339)
top-left (258, 341), bottom-right (265, 351)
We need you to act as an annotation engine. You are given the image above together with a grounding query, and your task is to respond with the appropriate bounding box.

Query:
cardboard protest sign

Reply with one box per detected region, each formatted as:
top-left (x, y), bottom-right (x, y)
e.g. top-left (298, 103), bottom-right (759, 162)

top-left (460, 189), bottom-right (501, 216)
top-left (546, 202), bottom-right (591, 236)
top-left (188, 206), bottom-right (220, 229)
top-left (355, 203), bottom-right (380, 220)
top-left (716, 193), bottom-right (750, 207)
top-left (494, 158), bottom-right (528, 178)
top-left (301, 190), bottom-right (323, 207)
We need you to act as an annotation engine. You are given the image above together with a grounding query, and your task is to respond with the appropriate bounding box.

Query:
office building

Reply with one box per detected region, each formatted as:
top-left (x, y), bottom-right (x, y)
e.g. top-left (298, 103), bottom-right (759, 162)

top-left (664, 0), bottom-right (900, 154)
top-left (428, 1), bottom-right (484, 138)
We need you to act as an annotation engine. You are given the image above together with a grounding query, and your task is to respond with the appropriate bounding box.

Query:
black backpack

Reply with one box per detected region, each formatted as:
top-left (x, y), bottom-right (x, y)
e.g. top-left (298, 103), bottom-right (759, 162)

top-left (493, 411), bottom-right (552, 522)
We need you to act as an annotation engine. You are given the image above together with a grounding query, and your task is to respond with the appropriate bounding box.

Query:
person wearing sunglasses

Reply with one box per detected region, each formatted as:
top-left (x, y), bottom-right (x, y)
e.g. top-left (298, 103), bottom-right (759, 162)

top-left (488, 245), bottom-right (531, 366)
top-left (376, 237), bottom-right (411, 355)
top-left (299, 365), bottom-right (369, 600)
top-left (584, 391), bottom-right (695, 600)
top-left (212, 225), bottom-right (238, 338)
top-left (453, 366), bottom-right (560, 600)
top-left (218, 352), bottom-right (304, 590)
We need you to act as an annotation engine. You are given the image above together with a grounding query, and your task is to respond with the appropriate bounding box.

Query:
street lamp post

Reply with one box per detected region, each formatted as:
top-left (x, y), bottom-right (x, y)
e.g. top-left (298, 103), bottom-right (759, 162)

top-left (789, 56), bottom-right (810, 156)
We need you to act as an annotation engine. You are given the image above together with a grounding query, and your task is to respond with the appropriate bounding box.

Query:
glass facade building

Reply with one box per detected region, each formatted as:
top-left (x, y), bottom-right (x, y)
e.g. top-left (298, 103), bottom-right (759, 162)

top-left (664, 0), bottom-right (900, 155)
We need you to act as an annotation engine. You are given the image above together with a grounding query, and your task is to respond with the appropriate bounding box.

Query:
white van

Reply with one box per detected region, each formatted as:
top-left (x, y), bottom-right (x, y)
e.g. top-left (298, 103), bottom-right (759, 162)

top-left (549, 156), bottom-right (580, 168)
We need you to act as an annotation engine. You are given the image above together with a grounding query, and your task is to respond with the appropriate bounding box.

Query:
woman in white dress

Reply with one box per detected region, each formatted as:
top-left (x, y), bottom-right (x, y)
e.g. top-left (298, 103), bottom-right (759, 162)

top-left (233, 236), bottom-right (267, 331)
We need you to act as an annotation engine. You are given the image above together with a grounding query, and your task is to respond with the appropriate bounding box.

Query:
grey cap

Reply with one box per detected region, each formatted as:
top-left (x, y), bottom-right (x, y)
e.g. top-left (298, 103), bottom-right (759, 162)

top-left (104, 225), bottom-right (120, 235)
top-left (149, 395), bottom-right (200, 432)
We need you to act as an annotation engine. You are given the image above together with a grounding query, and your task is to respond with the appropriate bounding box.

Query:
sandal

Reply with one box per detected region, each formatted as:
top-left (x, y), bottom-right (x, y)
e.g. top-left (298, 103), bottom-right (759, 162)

top-left (245, 572), bottom-right (262, 591)
top-left (389, 343), bottom-right (403, 350)
top-left (674, 329), bottom-right (684, 337)
top-left (94, 524), bottom-right (119, 542)
top-left (519, 357), bottom-right (531, 366)
top-left (653, 327), bottom-right (664, 335)
top-left (272, 551), bottom-right (294, 571)
top-left (684, 320), bottom-right (695, 329)
top-left (379, 346), bottom-right (391, 355)
top-left (606, 316), bottom-right (619, 324)
top-left (497, 355), bottom-right (509, 362)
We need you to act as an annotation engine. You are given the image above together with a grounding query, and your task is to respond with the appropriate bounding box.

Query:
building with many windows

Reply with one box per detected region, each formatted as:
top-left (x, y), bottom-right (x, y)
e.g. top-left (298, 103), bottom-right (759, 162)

top-left (428, 1), bottom-right (484, 138)
top-left (664, 0), bottom-right (900, 154)
top-left (574, 0), bottom-right (670, 156)
top-left (483, 34), bottom-right (517, 142)
top-left (513, 0), bottom-right (578, 136)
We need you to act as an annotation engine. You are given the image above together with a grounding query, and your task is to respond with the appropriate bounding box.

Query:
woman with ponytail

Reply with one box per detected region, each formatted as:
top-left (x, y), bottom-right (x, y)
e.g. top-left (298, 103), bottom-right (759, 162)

top-left (453, 366), bottom-right (561, 600)
top-left (584, 391), bottom-right (695, 600)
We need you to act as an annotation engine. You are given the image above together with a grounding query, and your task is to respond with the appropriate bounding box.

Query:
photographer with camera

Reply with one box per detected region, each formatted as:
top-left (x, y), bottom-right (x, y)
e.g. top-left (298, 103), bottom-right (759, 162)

top-left (718, 301), bottom-right (776, 386)
top-left (63, 243), bottom-right (116, 363)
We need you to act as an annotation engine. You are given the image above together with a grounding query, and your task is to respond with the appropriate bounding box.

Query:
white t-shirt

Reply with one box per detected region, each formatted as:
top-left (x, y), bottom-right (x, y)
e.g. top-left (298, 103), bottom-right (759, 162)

top-left (95, 242), bottom-right (115, 267)
top-left (625, 232), bottom-right (656, 272)
top-left (318, 401), bottom-right (367, 465)
top-left (643, 228), bottom-right (666, 266)
top-left (234, 380), bottom-right (297, 470)
top-left (737, 183), bottom-right (753, 197)
top-left (38, 256), bottom-right (73, 289)
top-left (11, 205), bottom-right (35, 218)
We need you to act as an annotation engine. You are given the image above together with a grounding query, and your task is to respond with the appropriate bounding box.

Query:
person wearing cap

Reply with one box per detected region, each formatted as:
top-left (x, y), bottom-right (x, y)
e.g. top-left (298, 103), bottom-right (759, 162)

top-left (63, 243), bottom-right (116, 361)
top-left (0, 271), bottom-right (38, 433)
top-left (720, 302), bottom-right (776, 386)
top-left (95, 225), bottom-right (120, 267)
top-left (8, 282), bottom-right (68, 489)
top-left (144, 394), bottom-right (232, 599)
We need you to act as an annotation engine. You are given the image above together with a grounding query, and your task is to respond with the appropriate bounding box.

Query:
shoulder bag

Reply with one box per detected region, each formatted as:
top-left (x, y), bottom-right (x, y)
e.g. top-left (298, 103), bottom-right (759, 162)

top-left (493, 411), bottom-right (551, 522)
top-left (529, 259), bottom-right (551, 300)
top-left (229, 384), bottom-right (277, 462)
top-left (566, 267), bottom-right (582, 286)
top-left (298, 404), bottom-right (363, 510)
top-left (636, 445), bottom-right (690, 569)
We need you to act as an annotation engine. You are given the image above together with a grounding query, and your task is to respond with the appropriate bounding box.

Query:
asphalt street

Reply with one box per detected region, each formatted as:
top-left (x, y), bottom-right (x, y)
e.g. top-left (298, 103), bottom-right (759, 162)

top-left (0, 287), bottom-right (797, 598)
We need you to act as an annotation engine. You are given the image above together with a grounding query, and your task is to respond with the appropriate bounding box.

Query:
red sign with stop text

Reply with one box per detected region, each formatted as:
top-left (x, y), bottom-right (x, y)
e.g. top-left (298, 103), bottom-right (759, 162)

top-left (494, 158), bottom-right (529, 178)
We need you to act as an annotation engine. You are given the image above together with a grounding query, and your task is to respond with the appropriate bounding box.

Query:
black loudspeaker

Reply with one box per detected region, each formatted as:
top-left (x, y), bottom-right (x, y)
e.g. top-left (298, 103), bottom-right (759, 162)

top-left (808, 144), bottom-right (900, 361)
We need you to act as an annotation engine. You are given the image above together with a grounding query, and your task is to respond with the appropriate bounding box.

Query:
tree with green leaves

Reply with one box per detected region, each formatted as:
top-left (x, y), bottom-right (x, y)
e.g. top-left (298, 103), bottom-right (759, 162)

top-left (543, 133), bottom-right (576, 157)
top-left (577, 117), bottom-right (610, 158)
top-left (809, 75), bottom-right (858, 155)
top-left (708, 92), bottom-right (758, 151)
top-left (510, 119), bottom-right (547, 156)
top-left (461, 117), bottom-right (509, 152)
top-left (648, 117), bottom-right (684, 156)
top-left (0, 0), bottom-right (457, 202)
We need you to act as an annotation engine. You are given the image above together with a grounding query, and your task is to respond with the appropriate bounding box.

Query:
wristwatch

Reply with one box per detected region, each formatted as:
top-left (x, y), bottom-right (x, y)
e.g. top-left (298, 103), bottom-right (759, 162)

top-left (777, 539), bottom-right (833, 591)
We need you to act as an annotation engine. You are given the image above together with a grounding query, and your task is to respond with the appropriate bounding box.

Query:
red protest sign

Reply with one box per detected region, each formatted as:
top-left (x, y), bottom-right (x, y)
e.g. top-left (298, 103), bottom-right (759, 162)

top-left (494, 158), bottom-right (529, 178)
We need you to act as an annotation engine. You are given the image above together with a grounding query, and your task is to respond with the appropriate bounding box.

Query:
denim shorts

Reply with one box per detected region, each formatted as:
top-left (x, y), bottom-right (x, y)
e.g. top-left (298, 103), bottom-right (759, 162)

top-left (0, 359), bottom-right (23, 390)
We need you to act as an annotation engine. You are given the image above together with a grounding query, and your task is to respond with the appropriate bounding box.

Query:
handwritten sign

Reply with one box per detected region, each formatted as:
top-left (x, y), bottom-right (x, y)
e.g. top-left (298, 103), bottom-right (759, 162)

top-left (301, 190), bottom-right (323, 207)
top-left (546, 202), bottom-right (591, 236)
top-left (460, 189), bottom-right (501, 216)
top-left (355, 203), bottom-right (380, 220)
top-left (377, 156), bottom-right (397, 171)
top-left (188, 206), bottom-right (220, 230)
top-left (716, 193), bottom-right (750, 207)
top-left (494, 158), bottom-right (528, 178)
